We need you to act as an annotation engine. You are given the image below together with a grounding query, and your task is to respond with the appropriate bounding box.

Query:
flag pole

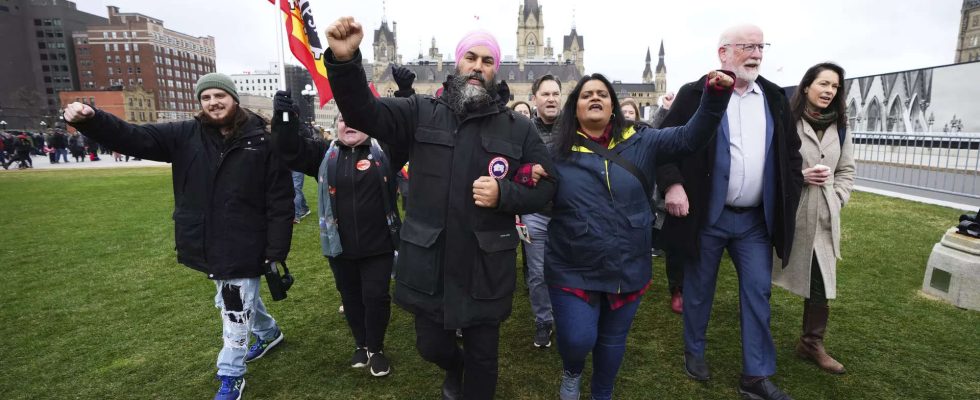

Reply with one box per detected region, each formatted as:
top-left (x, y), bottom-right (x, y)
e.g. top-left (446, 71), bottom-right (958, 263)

top-left (275, 0), bottom-right (289, 122)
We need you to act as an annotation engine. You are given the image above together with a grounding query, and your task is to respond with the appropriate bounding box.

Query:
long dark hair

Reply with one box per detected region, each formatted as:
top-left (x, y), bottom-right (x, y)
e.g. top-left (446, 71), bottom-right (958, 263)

top-left (790, 62), bottom-right (847, 128)
top-left (553, 73), bottom-right (627, 159)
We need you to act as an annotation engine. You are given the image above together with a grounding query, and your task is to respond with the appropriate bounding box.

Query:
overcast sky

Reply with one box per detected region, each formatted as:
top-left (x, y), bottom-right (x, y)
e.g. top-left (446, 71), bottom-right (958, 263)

top-left (72, 0), bottom-right (964, 92)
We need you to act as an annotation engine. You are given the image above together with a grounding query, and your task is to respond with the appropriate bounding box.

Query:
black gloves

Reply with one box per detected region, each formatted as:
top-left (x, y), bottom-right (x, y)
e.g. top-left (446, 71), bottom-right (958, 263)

top-left (391, 65), bottom-right (416, 92)
top-left (273, 90), bottom-right (300, 115)
top-left (271, 90), bottom-right (299, 136)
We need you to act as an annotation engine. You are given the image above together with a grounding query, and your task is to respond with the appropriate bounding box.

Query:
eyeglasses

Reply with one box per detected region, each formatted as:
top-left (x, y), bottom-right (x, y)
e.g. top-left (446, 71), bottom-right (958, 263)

top-left (725, 43), bottom-right (771, 52)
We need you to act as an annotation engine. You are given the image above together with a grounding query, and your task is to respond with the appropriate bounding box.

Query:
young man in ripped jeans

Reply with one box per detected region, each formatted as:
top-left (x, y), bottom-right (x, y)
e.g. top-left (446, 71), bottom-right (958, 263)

top-left (65, 73), bottom-right (294, 400)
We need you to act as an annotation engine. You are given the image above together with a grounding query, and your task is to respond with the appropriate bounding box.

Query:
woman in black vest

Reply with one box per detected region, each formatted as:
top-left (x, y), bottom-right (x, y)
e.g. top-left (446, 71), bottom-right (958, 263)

top-left (270, 91), bottom-right (405, 378)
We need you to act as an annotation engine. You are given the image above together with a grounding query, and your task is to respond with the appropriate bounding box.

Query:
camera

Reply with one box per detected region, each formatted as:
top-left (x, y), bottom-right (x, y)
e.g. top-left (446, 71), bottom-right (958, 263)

top-left (264, 260), bottom-right (294, 301)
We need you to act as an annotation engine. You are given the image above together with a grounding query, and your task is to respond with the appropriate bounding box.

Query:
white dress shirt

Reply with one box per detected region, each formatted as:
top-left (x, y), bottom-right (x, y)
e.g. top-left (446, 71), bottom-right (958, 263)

top-left (725, 81), bottom-right (767, 208)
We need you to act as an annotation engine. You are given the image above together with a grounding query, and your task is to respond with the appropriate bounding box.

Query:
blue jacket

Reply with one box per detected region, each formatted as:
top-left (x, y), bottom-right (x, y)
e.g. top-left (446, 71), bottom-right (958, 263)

top-left (545, 87), bottom-right (732, 293)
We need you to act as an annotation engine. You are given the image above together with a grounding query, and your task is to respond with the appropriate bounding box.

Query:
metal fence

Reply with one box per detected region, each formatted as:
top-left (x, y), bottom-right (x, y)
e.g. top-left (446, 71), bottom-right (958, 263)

top-left (851, 132), bottom-right (980, 200)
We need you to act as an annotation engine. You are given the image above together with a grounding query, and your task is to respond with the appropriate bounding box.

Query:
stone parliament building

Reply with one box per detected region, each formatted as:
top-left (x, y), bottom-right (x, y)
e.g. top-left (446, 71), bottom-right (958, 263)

top-left (955, 0), bottom-right (980, 63)
top-left (368, 0), bottom-right (667, 117)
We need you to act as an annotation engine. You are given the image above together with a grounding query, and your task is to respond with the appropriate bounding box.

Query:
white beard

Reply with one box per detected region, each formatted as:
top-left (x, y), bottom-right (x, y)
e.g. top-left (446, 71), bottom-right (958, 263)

top-left (461, 83), bottom-right (487, 100)
top-left (735, 68), bottom-right (759, 83)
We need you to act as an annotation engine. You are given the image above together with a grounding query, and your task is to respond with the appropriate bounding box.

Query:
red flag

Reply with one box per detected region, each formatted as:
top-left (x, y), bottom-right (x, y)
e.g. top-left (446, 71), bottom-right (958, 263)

top-left (271, 0), bottom-right (333, 106)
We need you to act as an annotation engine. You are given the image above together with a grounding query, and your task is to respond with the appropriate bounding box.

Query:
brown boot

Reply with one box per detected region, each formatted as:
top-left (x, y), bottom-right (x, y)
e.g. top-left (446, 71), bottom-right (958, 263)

top-left (796, 300), bottom-right (846, 374)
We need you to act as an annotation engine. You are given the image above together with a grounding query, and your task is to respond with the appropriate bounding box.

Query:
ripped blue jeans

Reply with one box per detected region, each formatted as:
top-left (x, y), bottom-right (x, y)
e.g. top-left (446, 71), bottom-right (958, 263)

top-left (214, 277), bottom-right (279, 377)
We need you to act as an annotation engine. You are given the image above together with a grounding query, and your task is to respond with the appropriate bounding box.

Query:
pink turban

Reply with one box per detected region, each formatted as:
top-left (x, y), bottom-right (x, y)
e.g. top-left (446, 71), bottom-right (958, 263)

top-left (455, 30), bottom-right (501, 72)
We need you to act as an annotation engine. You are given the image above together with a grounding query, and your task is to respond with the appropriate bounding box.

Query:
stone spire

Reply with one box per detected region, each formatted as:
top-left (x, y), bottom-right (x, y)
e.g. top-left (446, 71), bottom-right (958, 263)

top-left (642, 47), bottom-right (653, 84)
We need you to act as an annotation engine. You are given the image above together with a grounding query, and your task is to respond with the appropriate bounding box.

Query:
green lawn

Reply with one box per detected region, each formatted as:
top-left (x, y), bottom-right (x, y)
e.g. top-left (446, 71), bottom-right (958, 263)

top-left (0, 167), bottom-right (977, 399)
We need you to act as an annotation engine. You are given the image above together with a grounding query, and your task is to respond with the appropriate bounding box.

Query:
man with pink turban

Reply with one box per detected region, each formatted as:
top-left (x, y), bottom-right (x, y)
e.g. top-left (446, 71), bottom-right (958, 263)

top-left (321, 17), bottom-right (557, 399)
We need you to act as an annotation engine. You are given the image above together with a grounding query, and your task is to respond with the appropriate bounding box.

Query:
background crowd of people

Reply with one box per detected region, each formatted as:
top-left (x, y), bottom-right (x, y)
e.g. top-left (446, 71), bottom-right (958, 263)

top-left (0, 125), bottom-right (148, 169)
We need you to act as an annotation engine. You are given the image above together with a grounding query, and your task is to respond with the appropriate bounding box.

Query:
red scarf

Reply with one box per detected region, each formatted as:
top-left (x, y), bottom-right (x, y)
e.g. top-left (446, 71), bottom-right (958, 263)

top-left (582, 123), bottom-right (614, 148)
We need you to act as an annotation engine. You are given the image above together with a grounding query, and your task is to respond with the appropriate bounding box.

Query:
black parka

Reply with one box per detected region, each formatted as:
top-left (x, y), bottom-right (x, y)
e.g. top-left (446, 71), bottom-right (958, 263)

top-left (325, 50), bottom-right (557, 328)
top-left (70, 109), bottom-right (294, 279)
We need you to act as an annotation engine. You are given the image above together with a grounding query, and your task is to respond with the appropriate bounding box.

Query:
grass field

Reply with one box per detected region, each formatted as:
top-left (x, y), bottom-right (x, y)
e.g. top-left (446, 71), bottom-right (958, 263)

top-left (0, 167), bottom-right (977, 399)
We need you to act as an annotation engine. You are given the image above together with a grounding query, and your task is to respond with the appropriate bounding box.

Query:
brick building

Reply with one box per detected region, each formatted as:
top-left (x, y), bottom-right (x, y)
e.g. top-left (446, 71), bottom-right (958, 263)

top-left (73, 6), bottom-right (215, 122)
top-left (0, 0), bottom-right (105, 129)
top-left (58, 87), bottom-right (157, 132)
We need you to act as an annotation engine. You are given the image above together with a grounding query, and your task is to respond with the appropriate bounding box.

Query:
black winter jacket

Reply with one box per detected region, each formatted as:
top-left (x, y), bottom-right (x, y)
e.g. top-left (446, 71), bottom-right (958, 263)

top-left (48, 131), bottom-right (69, 149)
top-left (71, 109), bottom-right (294, 279)
top-left (325, 49), bottom-right (557, 328)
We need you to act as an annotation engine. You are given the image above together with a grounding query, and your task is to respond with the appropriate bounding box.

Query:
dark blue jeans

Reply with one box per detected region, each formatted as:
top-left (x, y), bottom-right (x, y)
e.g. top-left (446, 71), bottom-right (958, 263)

top-left (291, 171), bottom-right (309, 218)
top-left (549, 287), bottom-right (642, 400)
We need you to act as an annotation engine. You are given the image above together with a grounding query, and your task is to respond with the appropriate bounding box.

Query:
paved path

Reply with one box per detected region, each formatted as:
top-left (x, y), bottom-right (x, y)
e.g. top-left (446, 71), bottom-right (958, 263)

top-left (3, 153), bottom-right (169, 171)
top-left (6, 151), bottom-right (976, 212)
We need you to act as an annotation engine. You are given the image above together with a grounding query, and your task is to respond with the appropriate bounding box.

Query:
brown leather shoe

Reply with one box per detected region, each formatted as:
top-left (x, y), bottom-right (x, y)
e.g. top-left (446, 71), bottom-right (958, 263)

top-left (797, 301), bottom-right (846, 374)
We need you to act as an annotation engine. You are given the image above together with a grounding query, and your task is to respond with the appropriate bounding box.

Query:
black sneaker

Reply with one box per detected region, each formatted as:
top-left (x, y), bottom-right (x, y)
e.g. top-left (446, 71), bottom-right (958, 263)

top-left (368, 351), bottom-right (391, 377)
top-left (534, 321), bottom-right (553, 348)
top-left (350, 347), bottom-right (369, 368)
top-left (684, 352), bottom-right (710, 381)
top-left (738, 377), bottom-right (794, 400)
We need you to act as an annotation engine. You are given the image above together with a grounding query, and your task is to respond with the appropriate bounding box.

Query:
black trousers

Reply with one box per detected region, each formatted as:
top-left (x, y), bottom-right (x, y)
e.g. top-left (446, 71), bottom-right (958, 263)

top-left (663, 246), bottom-right (686, 293)
top-left (414, 315), bottom-right (500, 400)
top-left (808, 252), bottom-right (827, 303)
top-left (328, 253), bottom-right (393, 353)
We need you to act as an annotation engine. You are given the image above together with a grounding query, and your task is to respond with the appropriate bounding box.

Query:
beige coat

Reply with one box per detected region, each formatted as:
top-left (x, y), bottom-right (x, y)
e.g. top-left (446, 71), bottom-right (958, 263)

top-left (773, 120), bottom-right (855, 299)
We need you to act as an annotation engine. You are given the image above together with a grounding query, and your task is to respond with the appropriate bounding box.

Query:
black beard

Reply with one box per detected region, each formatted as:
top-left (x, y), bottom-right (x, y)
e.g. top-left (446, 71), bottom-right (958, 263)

top-left (200, 106), bottom-right (235, 128)
top-left (445, 72), bottom-right (498, 115)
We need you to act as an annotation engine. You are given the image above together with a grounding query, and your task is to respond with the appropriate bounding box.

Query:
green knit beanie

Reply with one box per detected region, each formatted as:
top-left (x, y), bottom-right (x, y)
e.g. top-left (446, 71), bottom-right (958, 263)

top-left (195, 73), bottom-right (239, 103)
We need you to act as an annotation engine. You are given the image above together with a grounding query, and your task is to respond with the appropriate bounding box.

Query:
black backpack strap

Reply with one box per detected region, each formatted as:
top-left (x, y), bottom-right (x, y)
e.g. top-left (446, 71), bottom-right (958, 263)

top-left (576, 136), bottom-right (655, 209)
top-left (838, 125), bottom-right (847, 148)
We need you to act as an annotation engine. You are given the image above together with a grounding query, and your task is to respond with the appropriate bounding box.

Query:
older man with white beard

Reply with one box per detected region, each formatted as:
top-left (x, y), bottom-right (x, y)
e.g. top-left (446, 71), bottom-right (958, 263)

top-left (324, 17), bottom-right (556, 400)
top-left (655, 24), bottom-right (803, 400)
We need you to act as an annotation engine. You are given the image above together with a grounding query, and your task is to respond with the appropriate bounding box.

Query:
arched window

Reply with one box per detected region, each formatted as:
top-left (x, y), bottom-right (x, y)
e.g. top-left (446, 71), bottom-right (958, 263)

top-left (887, 99), bottom-right (906, 132)
top-left (847, 100), bottom-right (857, 129)
top-left (526, 34), bottom-right (537, 57)
top-left (866, 98), bottom-right (882, 132)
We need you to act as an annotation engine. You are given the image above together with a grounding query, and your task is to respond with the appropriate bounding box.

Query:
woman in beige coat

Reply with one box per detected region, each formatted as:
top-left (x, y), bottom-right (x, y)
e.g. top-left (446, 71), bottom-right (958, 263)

top-left (773, 62), bottom-right (855, 375)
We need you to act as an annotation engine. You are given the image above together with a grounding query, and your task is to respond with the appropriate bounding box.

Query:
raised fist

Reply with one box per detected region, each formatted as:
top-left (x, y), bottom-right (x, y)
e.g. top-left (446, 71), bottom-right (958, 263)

top-left (325, 16), bottom-right (364, 62)
top-left (660, 92), bottom-right (676, 110)
top-left (271, 90), bottom-right (299, 136)
top-left (707, 70), bottom-right (736, 89)
top-left (63, 102), bottom-right (95, 124)
top-left (273, 90), bottom-right (300, 115)
top-left (391, 65), bottom-right (416, 92)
